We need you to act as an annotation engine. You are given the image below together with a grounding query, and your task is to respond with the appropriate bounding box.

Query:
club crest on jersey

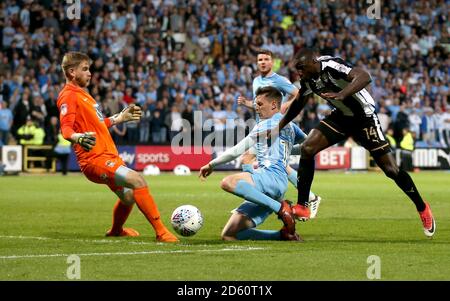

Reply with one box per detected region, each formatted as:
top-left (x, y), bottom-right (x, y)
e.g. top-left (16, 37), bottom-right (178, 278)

top-left (105, 160), bottom-right (116, 168)
top-left (61, 104), bottom-right (68, 116)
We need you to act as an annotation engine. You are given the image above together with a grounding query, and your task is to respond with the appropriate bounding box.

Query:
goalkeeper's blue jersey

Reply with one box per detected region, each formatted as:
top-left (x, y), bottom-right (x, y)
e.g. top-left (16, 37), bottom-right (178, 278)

top-left (248, 113), bottom-right (306, 176)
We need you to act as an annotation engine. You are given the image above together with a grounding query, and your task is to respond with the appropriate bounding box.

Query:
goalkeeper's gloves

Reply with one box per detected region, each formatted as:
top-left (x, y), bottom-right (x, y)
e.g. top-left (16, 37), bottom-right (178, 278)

top-left (111, 104), bottom-right (142, 125)
top-left (71, 132), bottom-right (96, 151)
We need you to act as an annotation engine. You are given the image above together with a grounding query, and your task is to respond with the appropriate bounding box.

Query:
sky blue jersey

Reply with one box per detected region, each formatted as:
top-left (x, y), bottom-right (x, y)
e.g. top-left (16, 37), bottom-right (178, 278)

top-left (248, 113), bottom-right (306, 175)
top-left (252, 73), bottom-right (297, 105)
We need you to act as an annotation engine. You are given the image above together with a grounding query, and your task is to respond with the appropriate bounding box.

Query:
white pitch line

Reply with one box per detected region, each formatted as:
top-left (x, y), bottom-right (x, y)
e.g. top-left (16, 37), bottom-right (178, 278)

top-left (0, 235), bottom-right (249, 248)
top-left (0, 247), bottom-right (266, 260)
top-left (0, 235), bottom-right (158, 246)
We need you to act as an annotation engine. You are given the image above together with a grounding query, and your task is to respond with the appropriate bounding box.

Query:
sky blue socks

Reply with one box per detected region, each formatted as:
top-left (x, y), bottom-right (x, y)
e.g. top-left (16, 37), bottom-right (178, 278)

top-left (236, 228), bottom-right (281, 240)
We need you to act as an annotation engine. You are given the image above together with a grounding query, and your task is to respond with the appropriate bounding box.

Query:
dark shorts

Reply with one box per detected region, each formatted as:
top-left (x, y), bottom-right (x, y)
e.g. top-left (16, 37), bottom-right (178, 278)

top-left (316, 111), bottom-right (391, 158)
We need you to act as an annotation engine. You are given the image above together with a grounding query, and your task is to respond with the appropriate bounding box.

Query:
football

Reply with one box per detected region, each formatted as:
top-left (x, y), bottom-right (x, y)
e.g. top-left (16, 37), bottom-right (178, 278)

top-left (170, 205), bottom-right (203, 237)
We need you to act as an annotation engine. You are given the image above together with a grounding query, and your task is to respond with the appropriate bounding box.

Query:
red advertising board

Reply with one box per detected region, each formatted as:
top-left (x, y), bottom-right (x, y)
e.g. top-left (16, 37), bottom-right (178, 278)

top-left (316, 147), bottom-right (350, 169)
top-left (135, 146), bottom-right (212, 171)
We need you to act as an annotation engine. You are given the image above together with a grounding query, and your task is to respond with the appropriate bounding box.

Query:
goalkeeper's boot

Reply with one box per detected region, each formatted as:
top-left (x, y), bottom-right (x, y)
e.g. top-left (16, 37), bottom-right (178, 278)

top-left (307, 195), bottom-right (322, 219)
top-left (418, 202), bottom-right (436, 237)
top-left (277, 200), bottom-right (296, 235)
top-left (292, 203), bottom-right (310, 222)
top-left (280, 226), bottom-right (303, 242)
top-left (156, 230), bottom-right (180, 242)
top-left (106, 227), bottom-right (140, 237)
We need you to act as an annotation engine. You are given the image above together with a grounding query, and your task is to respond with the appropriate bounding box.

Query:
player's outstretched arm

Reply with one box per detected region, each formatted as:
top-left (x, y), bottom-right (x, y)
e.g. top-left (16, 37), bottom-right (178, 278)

top-left (279, 90), bottom-right (307, 131)
top-left (237, 96), bottom-right (254, 109)
top-left (199, 135), bottom-right (255, 181)
top-left (280, 86), bottom-right (300, 114)
top-left (320, 67), bottom-right (372, 101)
top-left (109, 104), bottom-right (142, 126)
top-left (199, 164), bottom-right (213, 180)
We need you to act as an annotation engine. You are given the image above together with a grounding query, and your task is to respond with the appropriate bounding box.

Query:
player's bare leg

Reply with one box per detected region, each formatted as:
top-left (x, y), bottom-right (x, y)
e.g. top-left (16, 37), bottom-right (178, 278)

top-left (221, 212), bottom-right (254, 241)
top-left (118, 166), bottom-right (179, 242)
top-left (375, 153), bottom-right (436, 237)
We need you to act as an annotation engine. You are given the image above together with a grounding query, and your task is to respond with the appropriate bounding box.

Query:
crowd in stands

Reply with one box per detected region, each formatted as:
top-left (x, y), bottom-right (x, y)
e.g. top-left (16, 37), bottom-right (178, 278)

top-left (0, 0), bottom-right (448, 152)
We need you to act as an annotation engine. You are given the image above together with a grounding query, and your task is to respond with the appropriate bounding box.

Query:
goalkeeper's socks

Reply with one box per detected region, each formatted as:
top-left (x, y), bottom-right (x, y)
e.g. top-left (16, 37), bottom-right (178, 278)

top-left (110, 199), bottom-right (133, 234)
top-left (234, 180), bottom-right (281, 213)
top-left (133, 186), bottom-right (166, 235)
top-left (236, 228), bottom-right (281, 240)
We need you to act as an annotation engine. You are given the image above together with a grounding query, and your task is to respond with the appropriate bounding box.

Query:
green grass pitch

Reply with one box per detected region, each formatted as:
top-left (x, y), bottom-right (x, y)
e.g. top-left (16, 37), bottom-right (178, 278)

top-left (0, 171), bottom-right (449, 280)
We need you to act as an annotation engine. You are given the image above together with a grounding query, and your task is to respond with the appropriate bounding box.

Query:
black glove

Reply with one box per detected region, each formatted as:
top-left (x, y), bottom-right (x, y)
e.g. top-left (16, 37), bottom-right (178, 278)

top-left (77, 132), bottom-right (96, 151)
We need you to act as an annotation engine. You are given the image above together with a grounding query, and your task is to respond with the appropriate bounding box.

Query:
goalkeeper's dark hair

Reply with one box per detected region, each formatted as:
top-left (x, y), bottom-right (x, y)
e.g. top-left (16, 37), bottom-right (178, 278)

top-left (255, 86), bottom-right (282, 108)
top-left (61, 52), bottom-right (91, 80)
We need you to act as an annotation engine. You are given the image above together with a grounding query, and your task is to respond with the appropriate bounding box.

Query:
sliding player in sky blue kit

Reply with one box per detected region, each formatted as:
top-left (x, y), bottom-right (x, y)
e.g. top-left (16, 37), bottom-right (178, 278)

top-left (237, 49), bottom-right (321, 217)
top-left (199, 86), bottom-right (305, 241)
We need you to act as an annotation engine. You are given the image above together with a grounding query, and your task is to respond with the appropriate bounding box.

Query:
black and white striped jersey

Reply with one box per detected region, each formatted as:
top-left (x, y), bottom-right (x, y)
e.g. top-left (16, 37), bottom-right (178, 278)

top-left (301, 56), bottom-right (376, 117)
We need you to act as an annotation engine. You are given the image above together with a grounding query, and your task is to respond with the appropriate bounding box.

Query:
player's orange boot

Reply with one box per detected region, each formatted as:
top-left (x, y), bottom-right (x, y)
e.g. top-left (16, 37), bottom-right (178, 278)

top-left (105, 227), bottom-right (140, 237)
top-left (156, 230), bottom-right (180, 242)
top-left (418, 202), bottom-right (436, 237)
top-left (277, 200), bottom-right (296, 235)
top-left (292, 203), bottom-right (311, 221)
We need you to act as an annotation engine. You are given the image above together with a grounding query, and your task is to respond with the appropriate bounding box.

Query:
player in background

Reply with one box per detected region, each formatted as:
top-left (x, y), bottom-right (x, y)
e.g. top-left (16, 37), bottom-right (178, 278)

top-left (272, 48), bottom-right (435, 237)
top-left (199, 86), bottom-right (306, 241)
top-left (237, 49), bottom-right (321, 217)
top-left (57, 51), bottom-right (178, 242)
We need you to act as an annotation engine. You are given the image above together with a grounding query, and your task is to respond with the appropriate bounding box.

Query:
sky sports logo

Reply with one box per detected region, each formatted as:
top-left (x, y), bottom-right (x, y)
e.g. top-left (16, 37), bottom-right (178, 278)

top-left (119, 151), bottom-right (135, 165)
top-left (137, 153), bottom-right (171, 164)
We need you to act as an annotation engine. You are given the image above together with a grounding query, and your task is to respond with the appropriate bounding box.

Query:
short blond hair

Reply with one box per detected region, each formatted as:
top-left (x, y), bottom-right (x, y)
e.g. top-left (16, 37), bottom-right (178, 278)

top-left (61, 52), bottom-right (91, 80)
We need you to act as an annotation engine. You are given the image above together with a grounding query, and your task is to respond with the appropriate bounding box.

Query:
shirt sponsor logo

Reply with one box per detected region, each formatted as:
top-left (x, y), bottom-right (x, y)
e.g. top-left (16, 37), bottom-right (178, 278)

top-left (61, 104), bottom-right (68, 115)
